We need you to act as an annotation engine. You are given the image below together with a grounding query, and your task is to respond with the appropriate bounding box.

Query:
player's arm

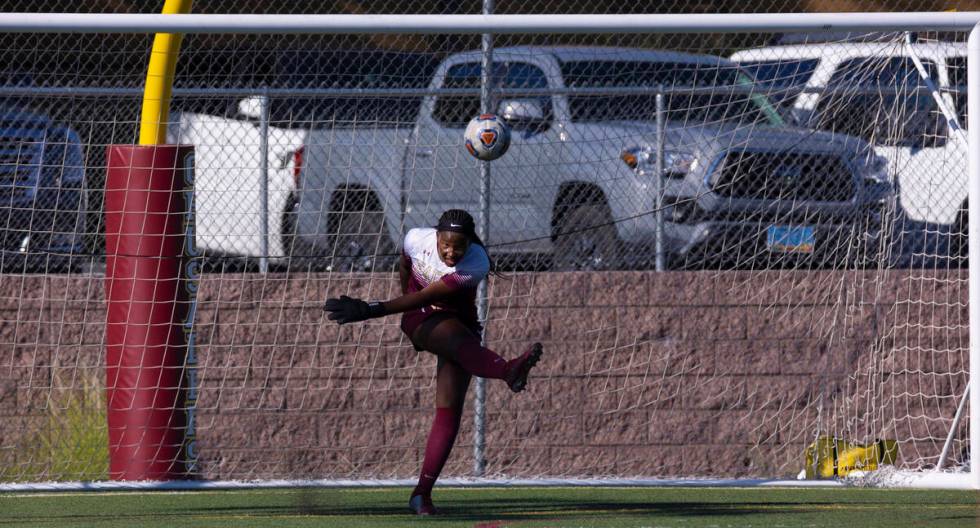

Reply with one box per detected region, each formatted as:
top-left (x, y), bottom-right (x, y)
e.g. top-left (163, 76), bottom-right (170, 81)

top-left (324, 236), bottom-right (487, 325)
top-left (323, 280), bottom-right (455, 325)
top-left (382, 280), bottom-right (455, 315)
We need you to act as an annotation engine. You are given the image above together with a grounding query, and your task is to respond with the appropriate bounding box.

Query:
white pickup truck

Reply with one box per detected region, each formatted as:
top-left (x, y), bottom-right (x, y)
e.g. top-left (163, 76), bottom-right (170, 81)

top-left (169, 97), bottom-right (305, 264)
top-left (168, 51), bottom-right (434, 268)
top-left (175, 46), bottom-right (892, 270)
top-left (294, 46), bottom-right (891, 270)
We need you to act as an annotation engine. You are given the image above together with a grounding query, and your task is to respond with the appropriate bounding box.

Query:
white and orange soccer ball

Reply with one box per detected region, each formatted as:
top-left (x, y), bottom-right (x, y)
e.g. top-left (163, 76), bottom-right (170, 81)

top-left (464, 114), bottom-right (511, 161)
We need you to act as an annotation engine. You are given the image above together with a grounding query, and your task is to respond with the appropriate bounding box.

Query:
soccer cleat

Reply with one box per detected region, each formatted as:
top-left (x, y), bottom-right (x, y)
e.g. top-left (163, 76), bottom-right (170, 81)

top-left (409, 494), bottom-right (438, 515)
top-left (504, 342), bottom-right (543, 393)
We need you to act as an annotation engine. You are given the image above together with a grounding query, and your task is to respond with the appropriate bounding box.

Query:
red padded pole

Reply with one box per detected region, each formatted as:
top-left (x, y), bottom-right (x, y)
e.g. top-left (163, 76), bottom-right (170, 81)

top-left (104, 144), bottom-right (193, 480)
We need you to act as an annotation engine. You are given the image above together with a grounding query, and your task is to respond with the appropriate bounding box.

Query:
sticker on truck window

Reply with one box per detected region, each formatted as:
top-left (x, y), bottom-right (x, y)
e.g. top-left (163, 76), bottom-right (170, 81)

top-left (767, 225), bottom-right (815, 253)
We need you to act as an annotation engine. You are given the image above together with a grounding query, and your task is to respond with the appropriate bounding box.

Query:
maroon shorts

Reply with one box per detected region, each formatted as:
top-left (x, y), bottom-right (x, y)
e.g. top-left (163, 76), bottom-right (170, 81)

top-left (401, 309), bottom-right (483, 351)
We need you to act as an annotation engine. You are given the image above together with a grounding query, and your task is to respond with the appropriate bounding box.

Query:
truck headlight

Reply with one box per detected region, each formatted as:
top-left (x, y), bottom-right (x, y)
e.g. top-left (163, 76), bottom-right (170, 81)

top-left (621, 147), bottom-right (697, 179)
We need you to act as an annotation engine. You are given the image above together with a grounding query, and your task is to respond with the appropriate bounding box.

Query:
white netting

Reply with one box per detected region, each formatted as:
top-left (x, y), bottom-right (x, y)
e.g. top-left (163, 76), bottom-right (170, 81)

top-left (0, 21), bottom-right (971, 484)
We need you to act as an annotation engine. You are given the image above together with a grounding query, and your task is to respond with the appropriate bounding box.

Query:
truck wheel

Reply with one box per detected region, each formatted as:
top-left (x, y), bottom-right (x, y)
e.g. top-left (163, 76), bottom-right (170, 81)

top-left (331, 210), bottom-right (397, 272)
top-left (552, 204), bottom-right (621, 271)
top-left (327, 189), bottom-right (397, 272)
top-left (280, 193), bottom-right (305, 267)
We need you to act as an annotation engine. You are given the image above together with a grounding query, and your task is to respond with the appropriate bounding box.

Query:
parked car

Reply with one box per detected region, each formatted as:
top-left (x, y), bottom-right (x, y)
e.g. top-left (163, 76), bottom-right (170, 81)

top-left (294, 46), bottom-right (892, 270)
top-left (0, 106), bottom-right (88, 272)
top-left (731, 39), bottom-right (968, 264)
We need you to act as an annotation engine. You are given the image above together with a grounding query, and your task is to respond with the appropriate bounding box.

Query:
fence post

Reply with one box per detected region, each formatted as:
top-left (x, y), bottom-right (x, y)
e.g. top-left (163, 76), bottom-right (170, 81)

top-left (655, 91), bottom-right (666, 272)
top-left (473, 0), bottom-right (495, 479)
top-left (258, 91), bottom-right (270, 274)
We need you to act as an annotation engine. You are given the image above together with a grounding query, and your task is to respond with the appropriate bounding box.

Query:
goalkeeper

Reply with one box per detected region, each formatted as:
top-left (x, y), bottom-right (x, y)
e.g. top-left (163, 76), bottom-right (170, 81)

top-left (323, 209), bottom-right (544, 516)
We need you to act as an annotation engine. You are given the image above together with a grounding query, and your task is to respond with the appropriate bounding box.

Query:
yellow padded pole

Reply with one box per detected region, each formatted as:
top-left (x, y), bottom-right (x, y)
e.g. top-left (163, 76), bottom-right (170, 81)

top-left (138, 0), bottom-right (193, 146)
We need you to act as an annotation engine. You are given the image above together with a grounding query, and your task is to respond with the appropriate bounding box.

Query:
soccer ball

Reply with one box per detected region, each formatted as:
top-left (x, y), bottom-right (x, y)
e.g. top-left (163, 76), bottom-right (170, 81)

top-left (464, 114), bottom-right (511, 161)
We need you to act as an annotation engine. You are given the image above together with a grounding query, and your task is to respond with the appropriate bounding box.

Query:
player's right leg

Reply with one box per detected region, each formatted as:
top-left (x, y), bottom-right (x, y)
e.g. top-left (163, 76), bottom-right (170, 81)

top-left (413, 315), bottom-right (544, 392)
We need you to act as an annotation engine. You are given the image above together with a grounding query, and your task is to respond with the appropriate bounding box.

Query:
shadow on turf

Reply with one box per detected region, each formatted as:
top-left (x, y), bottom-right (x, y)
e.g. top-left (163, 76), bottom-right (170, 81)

top-left (174, 496), bottom-right (806, 521)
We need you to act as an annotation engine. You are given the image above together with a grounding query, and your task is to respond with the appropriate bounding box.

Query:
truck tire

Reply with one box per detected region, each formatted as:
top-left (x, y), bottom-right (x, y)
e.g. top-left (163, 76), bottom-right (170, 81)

top-left (279, 192), bottom-right (307, 267)
top-left (327, 188), bottom-right (397, 272)
top-left (551, 204), bottom-right (622, 271)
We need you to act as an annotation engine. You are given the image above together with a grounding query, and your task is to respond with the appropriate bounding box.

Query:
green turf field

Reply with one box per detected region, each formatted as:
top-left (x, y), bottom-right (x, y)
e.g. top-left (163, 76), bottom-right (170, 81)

top-left (0, 487), bottom-right (976, 527)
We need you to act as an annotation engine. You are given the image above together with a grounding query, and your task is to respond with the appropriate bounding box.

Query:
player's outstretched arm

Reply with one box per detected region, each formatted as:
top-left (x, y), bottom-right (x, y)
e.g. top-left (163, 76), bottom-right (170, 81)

top-left (323, 281), bottom-right (455, 325)
top-left (322, 295), bottom-right (386, 324)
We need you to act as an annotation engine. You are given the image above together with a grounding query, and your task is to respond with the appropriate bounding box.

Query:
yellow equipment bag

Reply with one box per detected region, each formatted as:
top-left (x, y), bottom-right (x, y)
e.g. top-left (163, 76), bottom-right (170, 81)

top-left (804, 436), bottom-right (898, 479)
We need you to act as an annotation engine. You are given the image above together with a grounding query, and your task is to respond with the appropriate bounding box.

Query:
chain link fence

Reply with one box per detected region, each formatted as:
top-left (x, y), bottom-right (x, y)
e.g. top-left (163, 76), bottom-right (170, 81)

top-left (0, 5), bottom-right (972, 272)
top-left (0, 7), bottom-right (975, 483)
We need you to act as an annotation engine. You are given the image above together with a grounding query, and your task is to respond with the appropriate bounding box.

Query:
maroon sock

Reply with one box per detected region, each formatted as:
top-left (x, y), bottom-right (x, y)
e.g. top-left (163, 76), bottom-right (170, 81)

top-left (452, 339), bottom-right (510, 379)
top-left (413, 407), bottom-right (462, 498)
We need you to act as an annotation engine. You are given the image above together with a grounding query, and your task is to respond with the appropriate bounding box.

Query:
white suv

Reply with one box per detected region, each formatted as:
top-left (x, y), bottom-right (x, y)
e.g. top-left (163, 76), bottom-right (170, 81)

top-left (731, 39), bottom-right (968, 262)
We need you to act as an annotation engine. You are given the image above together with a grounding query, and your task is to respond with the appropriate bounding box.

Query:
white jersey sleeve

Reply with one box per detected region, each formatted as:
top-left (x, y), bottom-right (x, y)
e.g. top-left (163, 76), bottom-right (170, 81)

top-left (402, 228), bottom-right (425, 258)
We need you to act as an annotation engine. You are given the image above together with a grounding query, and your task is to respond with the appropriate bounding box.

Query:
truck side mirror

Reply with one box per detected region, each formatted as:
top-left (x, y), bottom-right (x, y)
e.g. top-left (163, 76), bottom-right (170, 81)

top-left (499, 99), bottom-right (549, 133)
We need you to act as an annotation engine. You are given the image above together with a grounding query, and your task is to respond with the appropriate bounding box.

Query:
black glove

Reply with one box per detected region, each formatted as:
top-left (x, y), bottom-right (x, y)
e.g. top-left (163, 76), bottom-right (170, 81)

top-left (323, 295), bottom-right (387, 324)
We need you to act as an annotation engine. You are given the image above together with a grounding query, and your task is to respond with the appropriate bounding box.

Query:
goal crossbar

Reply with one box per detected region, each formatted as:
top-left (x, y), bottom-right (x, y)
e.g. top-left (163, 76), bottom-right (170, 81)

top-left (0, 12), bottom-right (979, 34)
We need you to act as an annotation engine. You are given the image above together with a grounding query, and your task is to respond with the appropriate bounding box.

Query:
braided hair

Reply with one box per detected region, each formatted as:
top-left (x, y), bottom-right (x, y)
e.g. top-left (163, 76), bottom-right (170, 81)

top-left (435, 209), bottom-right (497, 274)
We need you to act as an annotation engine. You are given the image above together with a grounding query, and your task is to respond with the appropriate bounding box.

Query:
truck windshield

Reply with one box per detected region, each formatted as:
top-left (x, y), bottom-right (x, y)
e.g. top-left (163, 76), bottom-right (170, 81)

top-left (560, 60), bottom-right (783, 126)
top-left (736, 58), bottom-right (819, 113)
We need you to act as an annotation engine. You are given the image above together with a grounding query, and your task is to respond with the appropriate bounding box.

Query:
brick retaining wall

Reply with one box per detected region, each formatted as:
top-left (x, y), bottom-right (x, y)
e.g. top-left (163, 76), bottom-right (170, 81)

top-left (0, 271), bottom-right (968, 481)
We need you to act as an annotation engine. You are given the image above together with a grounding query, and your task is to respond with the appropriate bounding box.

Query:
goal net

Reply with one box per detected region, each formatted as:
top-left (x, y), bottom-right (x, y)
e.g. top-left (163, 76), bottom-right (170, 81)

top-left (0, 13), bottom-right (974, 487)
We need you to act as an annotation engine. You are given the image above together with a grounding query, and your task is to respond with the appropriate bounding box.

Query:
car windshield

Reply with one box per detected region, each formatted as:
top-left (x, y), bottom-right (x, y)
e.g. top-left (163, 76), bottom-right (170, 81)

top-left (560, 60), bottom-right (783, 126)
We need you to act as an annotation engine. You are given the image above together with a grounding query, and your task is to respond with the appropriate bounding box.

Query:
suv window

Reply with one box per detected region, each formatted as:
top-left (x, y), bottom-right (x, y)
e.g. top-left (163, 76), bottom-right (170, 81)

top-left (814, 56), bottom-right (947, 147)
top-left (737, 58), bottom-right (819, 113)
top-left (432, 62), bottom-right (551, 128)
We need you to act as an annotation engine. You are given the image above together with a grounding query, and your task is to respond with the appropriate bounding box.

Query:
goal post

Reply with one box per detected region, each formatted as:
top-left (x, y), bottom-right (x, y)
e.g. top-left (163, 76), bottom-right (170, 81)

top-left (101, 0), bottom-right (196, 482)
top-left (0, 12), bottom-right (978, 490)
top-left (968, 22), bottom-right (980, 493)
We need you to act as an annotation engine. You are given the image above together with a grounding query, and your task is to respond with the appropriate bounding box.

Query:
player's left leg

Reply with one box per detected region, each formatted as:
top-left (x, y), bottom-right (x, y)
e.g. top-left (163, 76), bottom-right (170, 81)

top-left (413, 315), bottom-right (543, 391)
top-left (409, 356), bottom-right (471, 515)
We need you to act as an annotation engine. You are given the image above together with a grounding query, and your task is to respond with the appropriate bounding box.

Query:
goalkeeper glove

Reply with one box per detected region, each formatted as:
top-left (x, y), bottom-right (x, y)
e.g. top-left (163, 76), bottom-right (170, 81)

top-left (323, 295), bottom-right (387, 324)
